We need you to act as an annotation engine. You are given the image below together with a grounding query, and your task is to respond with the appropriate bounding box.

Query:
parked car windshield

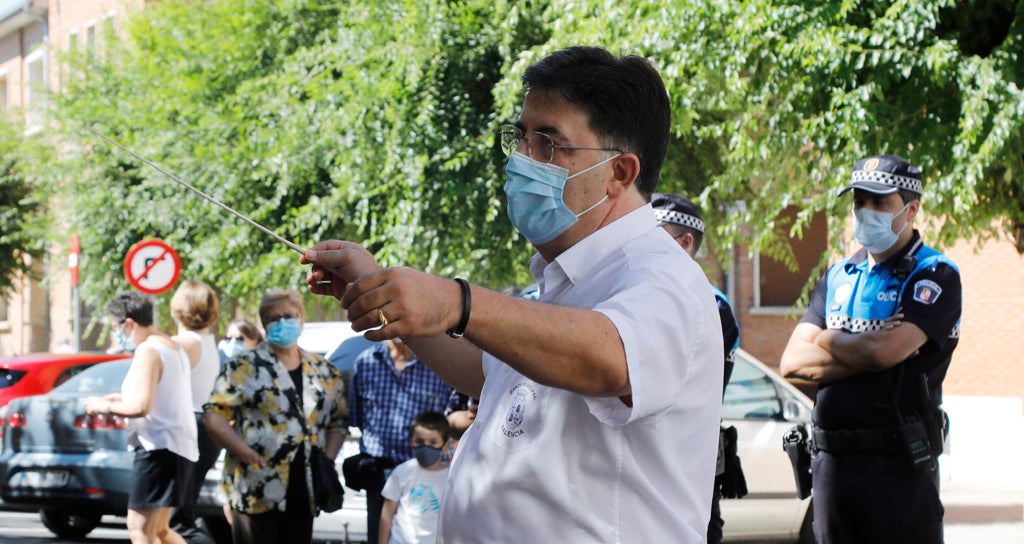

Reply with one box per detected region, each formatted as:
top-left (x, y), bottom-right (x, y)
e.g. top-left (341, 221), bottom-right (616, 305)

top-left (722, 356), bottom-right (783, 420)
top-left (52, 360), bottom-right (130, 395)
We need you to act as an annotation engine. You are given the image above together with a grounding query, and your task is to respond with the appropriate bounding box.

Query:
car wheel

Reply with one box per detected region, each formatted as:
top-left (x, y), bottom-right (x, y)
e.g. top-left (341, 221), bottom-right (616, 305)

top-left (39, 508), bottom-right (103, 539)
top-left (798, 499), bottom-right (817, 544)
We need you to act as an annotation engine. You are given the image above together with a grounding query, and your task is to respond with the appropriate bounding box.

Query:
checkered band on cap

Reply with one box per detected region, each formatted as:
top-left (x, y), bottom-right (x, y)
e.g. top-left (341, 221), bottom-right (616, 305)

top-left (654, 209), bottom-right (704, 233)
top-left (851, 169), bottom-right (922, 194)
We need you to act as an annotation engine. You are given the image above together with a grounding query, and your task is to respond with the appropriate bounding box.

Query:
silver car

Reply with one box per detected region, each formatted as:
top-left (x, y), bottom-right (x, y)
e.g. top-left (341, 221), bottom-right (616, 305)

top-left (721, 348), bottom-right (815, 543)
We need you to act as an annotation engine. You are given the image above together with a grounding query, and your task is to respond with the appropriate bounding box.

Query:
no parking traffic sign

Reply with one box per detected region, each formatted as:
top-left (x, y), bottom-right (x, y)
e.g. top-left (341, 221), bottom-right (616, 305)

top-left (124, 239), bottom-right (182, 295)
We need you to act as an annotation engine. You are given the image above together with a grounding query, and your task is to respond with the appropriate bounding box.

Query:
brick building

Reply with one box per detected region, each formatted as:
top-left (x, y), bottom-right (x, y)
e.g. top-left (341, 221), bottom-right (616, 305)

top-left (1, 0), bottom-right (145, 355)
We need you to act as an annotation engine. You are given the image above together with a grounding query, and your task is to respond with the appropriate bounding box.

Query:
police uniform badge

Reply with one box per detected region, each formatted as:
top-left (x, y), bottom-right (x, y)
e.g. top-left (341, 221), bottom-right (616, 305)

top-left (913, 279), bottom-right (942, 304)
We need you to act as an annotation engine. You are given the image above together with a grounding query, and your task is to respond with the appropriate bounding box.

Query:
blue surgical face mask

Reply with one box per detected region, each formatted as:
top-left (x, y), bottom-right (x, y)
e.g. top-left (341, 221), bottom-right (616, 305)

top-left (266, 318), bottom-right (302, 348)
top-left (412, 445), bottom-right (444, 468)
top-left (503, 151), bottom-right (617, 244)
top-left (853, 202), bottom-right (910, 254)
top-left (115, 325), bottom-right (135, 352)
top-left (221, 339), bottom-right (247, 359)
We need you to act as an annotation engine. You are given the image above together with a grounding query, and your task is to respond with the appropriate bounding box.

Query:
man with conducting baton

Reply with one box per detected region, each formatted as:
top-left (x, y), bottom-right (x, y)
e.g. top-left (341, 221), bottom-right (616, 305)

top-left (301, 46), bottom-right (722, 542)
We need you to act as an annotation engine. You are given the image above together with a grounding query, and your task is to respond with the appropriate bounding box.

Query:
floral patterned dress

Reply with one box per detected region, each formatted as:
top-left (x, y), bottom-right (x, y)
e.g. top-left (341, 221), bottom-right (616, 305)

top-left (204, 342), bottom-right (347, 514)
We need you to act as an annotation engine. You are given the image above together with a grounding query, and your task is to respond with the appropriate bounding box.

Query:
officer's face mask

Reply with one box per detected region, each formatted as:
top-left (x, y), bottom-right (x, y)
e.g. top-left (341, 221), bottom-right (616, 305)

top-left (853, 202), bottom-right (911, 254)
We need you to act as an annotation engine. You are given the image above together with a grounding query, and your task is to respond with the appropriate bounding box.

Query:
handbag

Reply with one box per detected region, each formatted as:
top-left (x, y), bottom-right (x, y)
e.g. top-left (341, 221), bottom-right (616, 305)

top-left (310, 446), bottom-right (344, 512)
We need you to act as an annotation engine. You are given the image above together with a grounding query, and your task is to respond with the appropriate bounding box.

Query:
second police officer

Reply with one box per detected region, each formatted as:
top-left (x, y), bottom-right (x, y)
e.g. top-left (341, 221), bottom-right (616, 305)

top-left (780, 154), bottom-right (962, 544)
top-left (652, 193), bottom-right (746, 544)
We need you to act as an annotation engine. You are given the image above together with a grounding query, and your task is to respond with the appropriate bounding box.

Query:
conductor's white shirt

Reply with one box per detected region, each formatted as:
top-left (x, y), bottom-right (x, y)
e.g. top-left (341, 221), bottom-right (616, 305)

top-left (438, 205), bottom-right (723, 543)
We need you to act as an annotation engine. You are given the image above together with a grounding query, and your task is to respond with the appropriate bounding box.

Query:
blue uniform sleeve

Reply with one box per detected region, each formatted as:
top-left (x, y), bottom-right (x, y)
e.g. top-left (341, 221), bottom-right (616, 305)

top-left (900, 262), bottom-right (962, 348)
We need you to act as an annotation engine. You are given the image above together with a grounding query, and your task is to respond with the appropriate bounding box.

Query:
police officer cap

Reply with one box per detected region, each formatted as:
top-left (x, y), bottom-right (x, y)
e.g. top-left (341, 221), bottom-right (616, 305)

top-left (651, 193), bottom-right (704, 233)
top-left (839, 154), bottom-right (922, 196)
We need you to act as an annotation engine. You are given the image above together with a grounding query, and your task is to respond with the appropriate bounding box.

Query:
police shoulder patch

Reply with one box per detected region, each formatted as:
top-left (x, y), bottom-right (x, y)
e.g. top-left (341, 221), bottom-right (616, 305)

top-left (913, 279), bottom-right (942, 305)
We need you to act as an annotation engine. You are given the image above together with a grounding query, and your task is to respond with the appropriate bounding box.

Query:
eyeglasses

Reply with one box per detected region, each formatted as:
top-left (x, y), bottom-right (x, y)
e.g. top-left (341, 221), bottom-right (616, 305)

top-left (263, 314), bottom-right (298, 325)
top-left (499, 124), bottom-right (622, 164)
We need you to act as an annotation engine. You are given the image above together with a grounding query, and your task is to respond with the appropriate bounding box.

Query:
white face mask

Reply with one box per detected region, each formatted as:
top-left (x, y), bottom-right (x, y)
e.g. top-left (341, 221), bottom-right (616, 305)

top-left (853, 202), bottom-right (910, 253)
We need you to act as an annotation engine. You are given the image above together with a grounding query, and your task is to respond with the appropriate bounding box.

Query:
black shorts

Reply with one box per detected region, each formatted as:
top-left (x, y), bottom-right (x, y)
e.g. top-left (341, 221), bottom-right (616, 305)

top-left (128, 448), bottom-right (195, 510)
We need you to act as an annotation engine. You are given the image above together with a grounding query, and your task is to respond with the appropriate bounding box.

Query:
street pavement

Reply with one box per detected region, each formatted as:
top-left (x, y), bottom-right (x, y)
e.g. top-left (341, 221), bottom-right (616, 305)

top-left (942, 478), bottom-right (1024, 543)
top-left (0, 479), bottom-right (1020, 543)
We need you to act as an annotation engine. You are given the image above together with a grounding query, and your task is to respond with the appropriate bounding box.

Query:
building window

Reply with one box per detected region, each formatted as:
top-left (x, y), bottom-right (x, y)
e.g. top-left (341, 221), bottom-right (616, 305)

top-left (24, 50), bottom-right (47, 133)
top-left (0, 297), bottom-right (7, 323)
top-left (0, 69), bottom-right (8, 114)
top-left (753, 206), bottom-right (828, 309)
top-left (85, 22), bottom-right (97, 62)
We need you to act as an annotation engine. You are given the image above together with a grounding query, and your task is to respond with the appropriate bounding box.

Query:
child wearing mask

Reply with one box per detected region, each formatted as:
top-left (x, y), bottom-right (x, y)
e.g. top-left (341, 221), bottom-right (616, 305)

top-left (378, 411), bottom-right (451, 544)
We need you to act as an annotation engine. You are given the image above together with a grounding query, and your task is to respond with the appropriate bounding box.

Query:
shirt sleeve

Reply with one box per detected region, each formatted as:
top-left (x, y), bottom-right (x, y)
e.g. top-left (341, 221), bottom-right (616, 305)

top-left (203, 355), bottom-right (246, 421)
top-left (380, 462), bottom-right (408, 501)
top-left (900, 261), bottom-right (962, 347)
top-left (321, 359), bottom-right (348, 433)
top-left (799, 269), bottom-right (831, 329)
top-left (590, 254), bottom-right (723, 425)
top-left (347, 357), bottom-right (366, 430)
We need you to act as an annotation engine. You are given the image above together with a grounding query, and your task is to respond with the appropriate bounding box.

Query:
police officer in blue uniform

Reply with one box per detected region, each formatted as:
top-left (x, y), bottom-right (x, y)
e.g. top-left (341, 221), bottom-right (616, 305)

top-left (780, 154), bottom-right (962, 544)
top-left (652, 193), bottom-right (743, 544)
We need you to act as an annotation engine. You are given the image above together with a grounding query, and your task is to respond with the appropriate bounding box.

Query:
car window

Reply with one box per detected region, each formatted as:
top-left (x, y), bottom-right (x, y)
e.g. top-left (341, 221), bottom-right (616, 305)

top-left (53, 360), bottom-right (131, 395)
top-left (722, 357), bottom-right (782, 420)
top-left (0, 369), bottom-right (27, 389)
top-left (53, 364), bottom-right (95, 388)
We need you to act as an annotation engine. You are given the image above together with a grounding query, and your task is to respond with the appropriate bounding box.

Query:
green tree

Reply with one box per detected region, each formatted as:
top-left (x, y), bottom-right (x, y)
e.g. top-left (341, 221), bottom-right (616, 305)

top-left (47, 0), bottom-right (546, 316)
top-left (20, 0), bottom-right (1024, 317)
top-left (0, 120), bottom-right (47, 297)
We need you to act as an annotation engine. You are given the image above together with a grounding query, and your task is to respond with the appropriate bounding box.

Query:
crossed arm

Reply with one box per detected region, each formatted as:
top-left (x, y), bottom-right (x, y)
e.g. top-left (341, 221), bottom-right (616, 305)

top-left (779, 314), bottom-right (926, 384)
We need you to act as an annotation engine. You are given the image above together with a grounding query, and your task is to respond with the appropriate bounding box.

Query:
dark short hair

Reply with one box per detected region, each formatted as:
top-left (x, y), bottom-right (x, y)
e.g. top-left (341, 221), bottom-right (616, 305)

top-left (522, 46), bottom-right (670, 198)
top-left (409, 411), bottom-right (450, 442)
top-left (230, 318), bottom-right (264, 342)
top-left (898, 189), bottom-right (920, 205)
top-left (107, 290), bottom-right (154, 327)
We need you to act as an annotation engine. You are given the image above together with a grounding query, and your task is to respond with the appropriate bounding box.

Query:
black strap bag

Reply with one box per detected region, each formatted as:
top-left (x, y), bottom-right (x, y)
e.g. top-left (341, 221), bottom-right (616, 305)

top-left (310, 446), bottom-right (344, 512)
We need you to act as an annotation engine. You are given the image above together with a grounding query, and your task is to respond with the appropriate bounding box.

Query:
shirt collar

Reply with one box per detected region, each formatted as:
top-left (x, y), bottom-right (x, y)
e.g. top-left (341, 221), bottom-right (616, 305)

top-left (529, 205), bottom-right (657, 287)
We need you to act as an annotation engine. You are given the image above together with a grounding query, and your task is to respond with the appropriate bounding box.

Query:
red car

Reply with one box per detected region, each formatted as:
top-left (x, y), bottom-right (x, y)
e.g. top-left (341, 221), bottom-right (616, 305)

top-left (0, 352), bottom-right (130, 409)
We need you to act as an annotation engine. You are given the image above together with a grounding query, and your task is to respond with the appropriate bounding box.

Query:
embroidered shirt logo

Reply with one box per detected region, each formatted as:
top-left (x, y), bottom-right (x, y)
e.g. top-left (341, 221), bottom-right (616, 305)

top-left (913, 279), bottom-right (942, 304)
top-left (501, 382), bottom-right (537, 439)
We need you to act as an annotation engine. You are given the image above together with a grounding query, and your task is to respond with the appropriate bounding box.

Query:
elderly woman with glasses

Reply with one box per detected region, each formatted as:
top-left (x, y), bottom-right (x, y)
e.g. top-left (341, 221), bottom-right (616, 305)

top-left (203, 289), bottom-right (347, 544)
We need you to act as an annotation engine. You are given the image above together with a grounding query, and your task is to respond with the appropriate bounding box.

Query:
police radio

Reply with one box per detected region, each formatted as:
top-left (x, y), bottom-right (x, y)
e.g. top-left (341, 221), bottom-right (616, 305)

top-left (900, 419), bottom-right (934, 469)
top-left (893, 238), bottom-right (923, 282)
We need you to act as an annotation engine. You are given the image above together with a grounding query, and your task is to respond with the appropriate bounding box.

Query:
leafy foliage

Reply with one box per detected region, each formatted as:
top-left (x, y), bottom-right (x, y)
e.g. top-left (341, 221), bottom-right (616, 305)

top-left (0, 120), bottom-right (48, 297)
top-left (10, 0), bottom-right (1024, 318)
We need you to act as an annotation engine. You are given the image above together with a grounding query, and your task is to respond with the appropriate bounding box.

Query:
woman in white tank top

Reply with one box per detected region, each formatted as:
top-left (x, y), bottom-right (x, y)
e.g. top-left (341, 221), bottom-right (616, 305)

top-left (86, 290), bottom-right (198, 544)
top-left (169, 280), bottom-right (224, 540)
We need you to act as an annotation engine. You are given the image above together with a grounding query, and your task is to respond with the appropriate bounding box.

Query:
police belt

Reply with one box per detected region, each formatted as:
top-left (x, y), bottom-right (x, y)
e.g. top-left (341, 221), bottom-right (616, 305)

top-left (812, 425), bottom-right (902, 454)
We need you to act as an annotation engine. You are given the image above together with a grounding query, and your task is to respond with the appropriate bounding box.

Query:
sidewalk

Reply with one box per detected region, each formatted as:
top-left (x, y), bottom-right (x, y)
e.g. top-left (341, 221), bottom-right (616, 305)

top-left (943, 479), bottom-right (1024, 524)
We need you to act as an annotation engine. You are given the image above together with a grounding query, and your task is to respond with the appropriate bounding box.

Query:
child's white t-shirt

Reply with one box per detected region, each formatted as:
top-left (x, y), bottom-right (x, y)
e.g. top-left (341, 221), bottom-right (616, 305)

top-left (381, 458), bottom-right (450, 544)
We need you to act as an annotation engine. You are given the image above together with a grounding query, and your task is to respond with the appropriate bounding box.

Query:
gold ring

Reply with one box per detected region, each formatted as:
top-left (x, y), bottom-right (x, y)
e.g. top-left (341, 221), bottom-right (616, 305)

top-left (377, 308), bottom-right (388, 327)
